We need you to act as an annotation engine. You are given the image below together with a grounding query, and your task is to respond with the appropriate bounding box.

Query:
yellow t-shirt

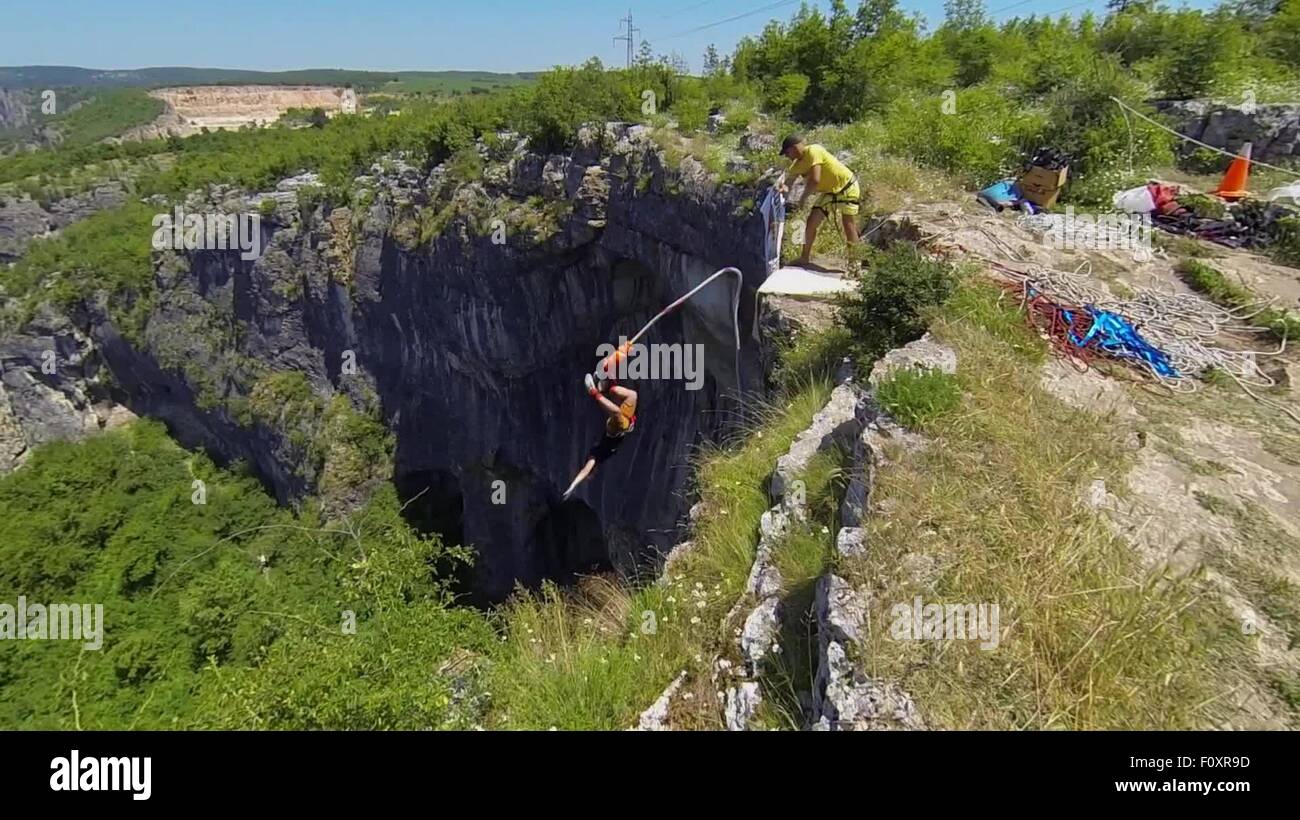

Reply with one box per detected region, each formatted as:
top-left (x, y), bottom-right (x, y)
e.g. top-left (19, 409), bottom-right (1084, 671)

top-left (788, 144), bottom-right (854, 194)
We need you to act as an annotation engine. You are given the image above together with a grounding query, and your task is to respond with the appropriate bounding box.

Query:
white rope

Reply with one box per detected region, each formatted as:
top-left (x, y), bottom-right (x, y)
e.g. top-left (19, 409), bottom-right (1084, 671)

top-left (968, 218), bottom-right (1281, 388)
top-left (1108, 96), bottom-right (1300, 181)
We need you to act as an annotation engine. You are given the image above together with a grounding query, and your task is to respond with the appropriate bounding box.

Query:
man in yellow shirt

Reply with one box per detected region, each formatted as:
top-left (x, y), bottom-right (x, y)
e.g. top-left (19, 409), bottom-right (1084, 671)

top-left (777, 134), bottom-right (861, 266)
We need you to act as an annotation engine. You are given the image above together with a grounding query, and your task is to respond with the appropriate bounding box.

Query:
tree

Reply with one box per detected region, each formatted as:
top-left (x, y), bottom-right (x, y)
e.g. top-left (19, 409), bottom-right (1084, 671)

top-left (762, 73), bottom-right (810, 117)
top-left (703, 44), bottom-right (721, 75)
top-left (853, 0), bottom-right (907, 39)
top-left (307, 107), bottom-right (329, 129)
top-left (636, 40), bottom-right (655, 67)
top-left (938, 1), bottom-right (999, 87)
top-left (943, 0), bottom-right (989, 31)
top-left (1107, 0), bottom-right (1155, 12)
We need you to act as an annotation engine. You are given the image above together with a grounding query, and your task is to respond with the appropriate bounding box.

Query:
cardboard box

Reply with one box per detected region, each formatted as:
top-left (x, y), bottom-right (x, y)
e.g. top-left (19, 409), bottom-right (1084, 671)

top-left (1021, 164), bottom-right (1068, 189)
top-left (1017, 179), bottom-right (1061, 209)
top-left (1016, 164), bottom-right (1069, 209)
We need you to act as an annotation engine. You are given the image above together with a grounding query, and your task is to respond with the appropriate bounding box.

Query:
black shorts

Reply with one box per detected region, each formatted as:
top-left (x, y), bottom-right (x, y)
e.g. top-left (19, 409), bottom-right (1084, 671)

top-left (588, 434), bottom-right (625, 465)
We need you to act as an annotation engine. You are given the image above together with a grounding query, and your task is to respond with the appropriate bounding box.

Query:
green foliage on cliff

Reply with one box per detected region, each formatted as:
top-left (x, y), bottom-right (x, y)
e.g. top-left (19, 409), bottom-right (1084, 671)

top-left (0, 420), bottom-right (490, 729)
top-left (53, 89), bottom-right (166, 148)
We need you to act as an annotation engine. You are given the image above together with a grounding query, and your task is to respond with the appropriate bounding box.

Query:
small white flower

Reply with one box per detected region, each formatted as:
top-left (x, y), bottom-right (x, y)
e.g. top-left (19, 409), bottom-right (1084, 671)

top-left (634, 653), bottom-right (642, 662)
top-left (683, 692), bottom-right (695, 700)
top-left (696, 600), bottom-right (707, 609)
top-left (582, 618), bottom-right (593, 625)
top-left (820, 526), bottom-right (829, 534)
top-left (690, 616), bottom-right (701, 625)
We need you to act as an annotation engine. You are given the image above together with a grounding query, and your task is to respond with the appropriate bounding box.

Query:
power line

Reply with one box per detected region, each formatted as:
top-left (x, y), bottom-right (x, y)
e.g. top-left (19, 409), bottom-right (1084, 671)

top-left (658, 0), bottom-right (722, 20)
top-left (994, 0), bottom-right (1102, 17)
top-left (1037, 0), bottom-right (1104, 17)
top-left (990, 0), bottom-right (1038, 14)
top-left (659, 0), bottom-right (803, 41)
top-left (613, 10), bottom-right (642, 68)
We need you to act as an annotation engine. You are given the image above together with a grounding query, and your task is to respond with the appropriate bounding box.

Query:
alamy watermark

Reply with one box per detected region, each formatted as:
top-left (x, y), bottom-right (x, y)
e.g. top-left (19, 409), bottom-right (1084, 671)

top-left (596, 338), bottom-right (705, 391)
top-left (50, 750), bottom-right (150, 800)
top-left (151, 206), bottom-right (263, 261)
top-left (1040, 207), bottom-right (1153, 261)
top-left (889, 597), bottom-right (1000, 651)
top-left (0, 596), bottom-right (103, 650)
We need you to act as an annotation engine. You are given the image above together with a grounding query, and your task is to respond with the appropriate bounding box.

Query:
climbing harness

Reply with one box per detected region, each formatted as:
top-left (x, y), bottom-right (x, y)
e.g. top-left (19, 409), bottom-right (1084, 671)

top-left (812, 173), bottom-right (861, 218)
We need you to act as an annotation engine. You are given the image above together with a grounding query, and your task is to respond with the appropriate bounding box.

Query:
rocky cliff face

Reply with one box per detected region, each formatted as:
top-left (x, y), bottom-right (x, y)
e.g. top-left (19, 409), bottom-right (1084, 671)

top-left (1153, 99), bottom-right (1300, 162)
top-left (0, 124), bottom-right (773, 602)
top-left (0, 183), bottom-right (128, 262)
top-left (0, 89), bottom-right (34, 131)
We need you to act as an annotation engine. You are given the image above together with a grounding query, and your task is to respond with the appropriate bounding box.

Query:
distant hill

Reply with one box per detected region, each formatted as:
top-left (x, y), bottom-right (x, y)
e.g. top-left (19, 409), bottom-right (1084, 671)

top-left (0, 66), bottom-right (537, 92)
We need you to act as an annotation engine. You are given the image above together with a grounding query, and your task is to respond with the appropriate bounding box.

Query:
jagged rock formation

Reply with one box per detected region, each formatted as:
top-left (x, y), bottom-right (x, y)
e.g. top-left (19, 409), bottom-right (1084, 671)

top-left (0, 183), bottom-right (128, 262)
top-left (812, 573), bottom-right (923, 731)
top-left (811, 334), bottom-right (955, 731)
top-left (1152, 99), bottom-right (1300, 163)
top-left (0, 88), bottom-right (34, 131)
top-left (723, 375), bottom-right (860, 730)
top-left (0, 124), bottom-right (771, 602)
top-left (0, 305), bottom-right (136, 471)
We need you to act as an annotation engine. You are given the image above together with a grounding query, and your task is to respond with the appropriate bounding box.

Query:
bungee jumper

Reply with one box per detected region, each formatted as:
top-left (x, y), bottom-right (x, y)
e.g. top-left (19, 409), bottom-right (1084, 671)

top-left (560, 368), bottom-right (638, 501)
top-left (560, 267), bottom-right (743, 501)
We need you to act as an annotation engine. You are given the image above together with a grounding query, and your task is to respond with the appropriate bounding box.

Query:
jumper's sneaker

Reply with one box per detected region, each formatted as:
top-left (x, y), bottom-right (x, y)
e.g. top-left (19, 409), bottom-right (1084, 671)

top-left (585, 372), bottom-right (608, 396)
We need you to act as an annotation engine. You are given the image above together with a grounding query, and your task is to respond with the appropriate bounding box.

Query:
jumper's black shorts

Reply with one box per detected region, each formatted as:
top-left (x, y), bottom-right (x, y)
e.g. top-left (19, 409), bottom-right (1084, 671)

top-left (588, 434), bottom-right (625, 465)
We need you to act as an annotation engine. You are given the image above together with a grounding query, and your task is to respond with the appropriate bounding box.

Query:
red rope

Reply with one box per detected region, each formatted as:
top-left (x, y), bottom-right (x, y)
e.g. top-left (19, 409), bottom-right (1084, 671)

top-left (994, 278), bottom-right (1098, 370)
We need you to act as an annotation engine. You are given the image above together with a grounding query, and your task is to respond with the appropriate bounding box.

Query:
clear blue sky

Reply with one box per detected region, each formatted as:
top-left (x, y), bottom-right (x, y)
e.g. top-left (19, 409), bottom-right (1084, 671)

top-left (3, 0), bottom-right (1218, 74)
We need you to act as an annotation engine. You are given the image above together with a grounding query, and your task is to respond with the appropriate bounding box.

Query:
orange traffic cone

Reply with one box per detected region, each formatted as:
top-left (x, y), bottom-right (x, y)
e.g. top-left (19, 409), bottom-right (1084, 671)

top-left (1215, 142), bottom-right (1252, 201)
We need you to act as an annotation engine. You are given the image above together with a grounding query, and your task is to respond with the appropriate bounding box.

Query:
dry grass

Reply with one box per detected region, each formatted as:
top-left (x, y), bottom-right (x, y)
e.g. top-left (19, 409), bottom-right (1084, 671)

top-left (840, 284), bottom-right (1245, 729)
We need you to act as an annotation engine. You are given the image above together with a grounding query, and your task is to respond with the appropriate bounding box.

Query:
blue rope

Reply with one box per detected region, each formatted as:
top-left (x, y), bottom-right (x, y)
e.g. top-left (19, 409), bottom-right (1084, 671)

top-left (1062, 306), bottom-right (1179, 379)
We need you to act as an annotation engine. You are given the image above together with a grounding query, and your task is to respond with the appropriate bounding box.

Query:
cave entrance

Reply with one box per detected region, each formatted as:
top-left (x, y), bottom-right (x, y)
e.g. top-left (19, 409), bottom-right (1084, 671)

top-left (531, 499), bottom-right (612, 584)
top-left (394, 469), bottom-right (465, 548)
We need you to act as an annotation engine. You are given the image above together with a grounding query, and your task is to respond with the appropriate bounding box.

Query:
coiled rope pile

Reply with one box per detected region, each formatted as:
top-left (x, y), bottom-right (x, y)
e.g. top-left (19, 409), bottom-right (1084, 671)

top-left (916, 207), bottom-right (1291, 400)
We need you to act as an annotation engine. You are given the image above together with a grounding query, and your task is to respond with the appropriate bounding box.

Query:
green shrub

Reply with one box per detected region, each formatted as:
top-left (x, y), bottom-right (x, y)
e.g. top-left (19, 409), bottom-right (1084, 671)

top-left (1272, 215), bottom-right (1300, 267)
top-left (882, 84), bottom-right (1045, 185)
top-left (837, 243), bottom-right (959, 360)
top-left (1037, 57), bottom-right (1175, 205)
top-left (761, 73), bottom-right (810, 119)
top-left (445, 146), bottom-right (484, 183)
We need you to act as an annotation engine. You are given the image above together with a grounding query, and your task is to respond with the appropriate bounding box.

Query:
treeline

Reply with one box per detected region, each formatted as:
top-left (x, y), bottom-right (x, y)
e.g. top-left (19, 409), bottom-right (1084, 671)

top-left (732, 0), bottom-right (1300, 124)
top-left (0, 421), bottom-right (495, 729)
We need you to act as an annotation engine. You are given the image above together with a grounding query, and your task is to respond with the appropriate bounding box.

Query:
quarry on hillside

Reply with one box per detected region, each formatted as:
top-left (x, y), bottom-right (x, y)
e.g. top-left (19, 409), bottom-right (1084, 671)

top-left (128, 85), bottom-right (359, 138)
